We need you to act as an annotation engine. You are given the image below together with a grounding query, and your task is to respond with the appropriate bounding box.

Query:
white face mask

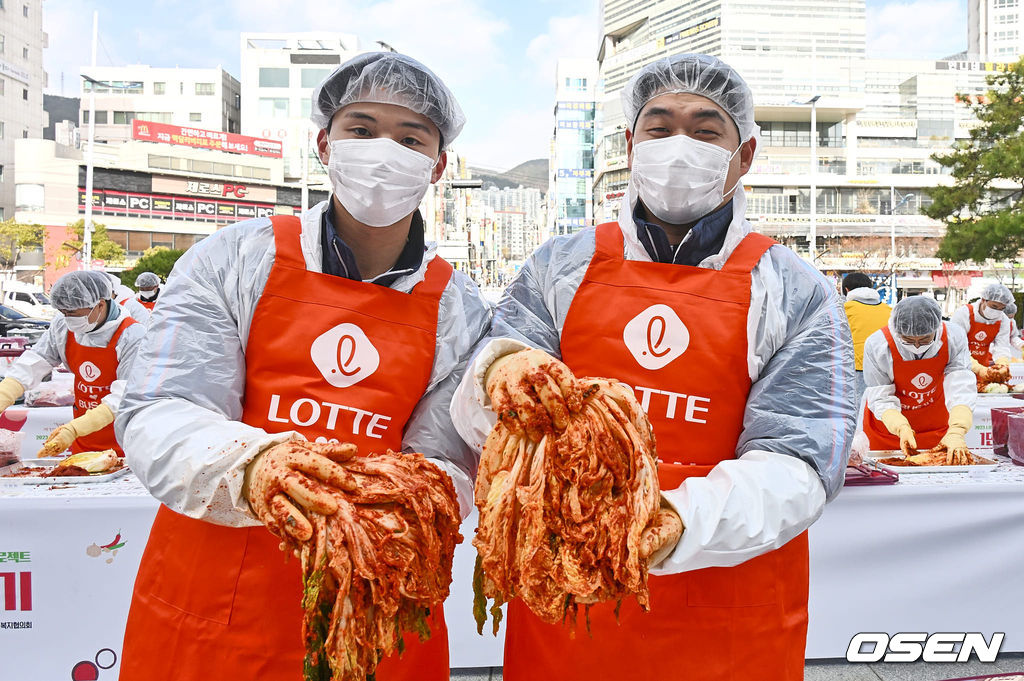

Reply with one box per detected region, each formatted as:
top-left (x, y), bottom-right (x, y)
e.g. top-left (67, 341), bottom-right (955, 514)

top-left (631, 135), bottom-right (742, 225)
top-left (897, 335), bottom-right (937, 359)
top-left (980, 303), bottom-right (1004, 322)
top-left (139, 289), bottom-right (158, 301)
top-left (327, 138), bottom-right (436, 228)
top-left (65, 311), bottom-right (98, 334)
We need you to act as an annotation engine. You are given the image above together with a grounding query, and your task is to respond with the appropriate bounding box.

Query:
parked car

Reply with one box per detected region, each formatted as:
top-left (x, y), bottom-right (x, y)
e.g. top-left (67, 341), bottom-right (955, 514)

top-left (0, 282), bottom-right (56, 320)
top-left (0, 304), bottom-right (50, 344)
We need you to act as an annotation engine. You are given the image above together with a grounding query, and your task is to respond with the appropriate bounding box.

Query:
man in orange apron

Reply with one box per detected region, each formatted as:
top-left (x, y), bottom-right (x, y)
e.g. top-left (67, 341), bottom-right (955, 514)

top-left (452, 54), bottom-right (857, 681)
top-left (951, 283), bottom-right (1015, 383)
top-left (116, 53), bottom-right (490, 681)
top-left (134, 272), bottom-right (160, 311)
top-left (861, 296), bottom-right (975, 455)
top-left (0, 270), bottom-right (144, 457)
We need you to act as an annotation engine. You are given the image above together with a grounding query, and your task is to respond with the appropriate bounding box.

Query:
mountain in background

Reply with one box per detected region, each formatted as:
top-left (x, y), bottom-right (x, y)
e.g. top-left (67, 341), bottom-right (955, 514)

top-left (468, 158), bottom-right (547, 192)
top-left (44, 94), bottom-right (80, 141)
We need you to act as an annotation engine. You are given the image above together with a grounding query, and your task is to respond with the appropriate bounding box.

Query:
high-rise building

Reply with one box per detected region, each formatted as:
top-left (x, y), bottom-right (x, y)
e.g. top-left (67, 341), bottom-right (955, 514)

top-left (239, 32), bottom-right (363, 184)
top-left (969, 0), bottom-right (1024, 62)
top-left (551, 58), bottom-right (598, 236)
top-left (0, 0), bottom-right (47, 219)
top-left (78, 66), bottom-right (241, 144)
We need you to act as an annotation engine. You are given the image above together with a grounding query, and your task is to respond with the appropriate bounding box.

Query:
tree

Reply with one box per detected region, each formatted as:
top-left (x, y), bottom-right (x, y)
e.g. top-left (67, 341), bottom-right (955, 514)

top-left (0, 218), bottom-right (45, 271)
top-left (927, 58), bottom-right (1024, 262)
top-left (118, 247), bottom-right (185, 288)
top-left (59, 219), bottom-right (125, 267)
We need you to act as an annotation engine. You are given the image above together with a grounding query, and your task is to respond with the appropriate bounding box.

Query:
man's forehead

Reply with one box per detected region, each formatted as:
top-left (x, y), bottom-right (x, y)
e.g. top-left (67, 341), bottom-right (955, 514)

top-left (640, 92), bottom-right (728, 118)
top-left (332, 101), bottom-right (439, 135)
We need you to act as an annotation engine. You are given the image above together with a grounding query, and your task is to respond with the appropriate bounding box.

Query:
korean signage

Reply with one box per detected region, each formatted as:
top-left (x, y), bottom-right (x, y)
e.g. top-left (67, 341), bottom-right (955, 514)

top-left (557, 169), bottom-right (593, 179)
top-left (557, 120), bottom-right (594, 130)
top-left (556, 101), bottom-right (594, 112)
top-left (857, 119), bottom-right (917, 138)
top-left (151, 176), bottom-right (278, 204)
top-left (660, 16), bottom-right (720, 48)
top-left (0, 59), bottom-right (31, 85)
top-left (936, 60), bottom-right (1013, 72)
top-left (1, 551), bottom-right (32, 628)
top-left (132, 120), bottom-right (283, 158)
top-left (79, 188), bottom-right (276, 223)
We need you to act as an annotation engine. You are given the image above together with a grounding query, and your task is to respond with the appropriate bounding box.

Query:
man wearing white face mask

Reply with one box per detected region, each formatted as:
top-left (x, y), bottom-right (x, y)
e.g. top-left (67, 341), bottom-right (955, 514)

top-left (951, 282), bottom-right (1015, 381)
top-left (450, 53), bottom-right (856, 681)
top-left (862, 296), bottom-right (975, 456)
top-left (116, 52), bottom-right (490, 681)
top-left (0, 271), bottom-right (144, 457)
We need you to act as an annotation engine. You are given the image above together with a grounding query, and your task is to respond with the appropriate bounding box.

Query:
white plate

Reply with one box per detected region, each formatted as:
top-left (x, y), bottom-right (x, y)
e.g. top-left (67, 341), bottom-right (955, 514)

top-left (866, 451), bottom-right (999, 474)
top-left (0, 458), bottom-right (129, 485)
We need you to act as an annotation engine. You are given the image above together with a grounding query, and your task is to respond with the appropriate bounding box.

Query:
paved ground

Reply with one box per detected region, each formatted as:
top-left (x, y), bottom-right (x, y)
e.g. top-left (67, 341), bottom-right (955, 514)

top-left (451, 655), bottom-right (1024, 681)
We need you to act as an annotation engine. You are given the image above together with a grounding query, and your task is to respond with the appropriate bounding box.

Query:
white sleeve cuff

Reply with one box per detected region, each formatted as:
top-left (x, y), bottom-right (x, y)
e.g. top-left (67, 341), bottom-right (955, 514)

top-left (449, 337), bottom-right (532, 453)
top-left (651, 451), bottom-right (826, 574)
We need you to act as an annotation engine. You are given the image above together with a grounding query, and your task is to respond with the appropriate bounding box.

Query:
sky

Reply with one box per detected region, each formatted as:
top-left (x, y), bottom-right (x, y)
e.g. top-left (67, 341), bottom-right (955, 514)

top-left (42, 0), bottom-right (966, 170)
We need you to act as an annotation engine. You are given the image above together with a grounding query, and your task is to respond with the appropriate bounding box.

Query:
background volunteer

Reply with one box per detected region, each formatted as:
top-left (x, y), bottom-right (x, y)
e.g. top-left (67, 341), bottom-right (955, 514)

top-left (134, 272), bottom-right (161, 310)
top-left (452, 53), bottom-right (856, 681)
top-left (1005, 301), bottom-right (1023, 355)
top-left (105, 272), bottom-right (151, 324)
top-left (115, 52), bottom-right (490, 681)
top-left (0, 271), bottom-right (144, 456)
top-left (951, 283), bottom-right (1014, 378)
top-left (861, 296), bottom-right (975, 454)
top-left (842, 272), bottom-right (892, 402)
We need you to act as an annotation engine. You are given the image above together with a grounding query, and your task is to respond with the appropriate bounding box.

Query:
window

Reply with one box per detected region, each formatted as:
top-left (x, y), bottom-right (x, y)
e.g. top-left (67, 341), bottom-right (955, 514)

top-left (113, 111), bottom-right (135, 124)
top-left (21, 128), bottom-right (27, 138)
top-left (0, 122), bottom-right (5, 139)
top-left (22, 88), bottom-right (27, 100)
top-left (127, 232), bottom-right (151, 252)
top-left (189, 112), bottom-right (202, 122)
top-left (151, 233), bottom-right (173, 248)
top-left (0, 165), bottom-right (3, 181)
top-left (0, 79), bottom-right (4, 95)
top-left (300, 68), bottom-right (332, 88)
top-left (153, 81), bottom-right (165, 94)
top-left (0, 34), bottom-right (4, 54)
top-left (258, 97), bottom-right (289, 119)
top-left (15, 183), bottom-right (44, 211)
top-left (82, 110), bottom-right (108, 124)
top-left (195, 82), bottom-right (215, 95)
top-left (22, 46), bottom-right (27, 59)
top-left (259, 67), bottom-right (289, 88)
top-left (300, 99), bottom-right (311, 119)
top-left (137, 111), bottom-right (171, 123)
top-left (22, 4), bottom-right (27, 17)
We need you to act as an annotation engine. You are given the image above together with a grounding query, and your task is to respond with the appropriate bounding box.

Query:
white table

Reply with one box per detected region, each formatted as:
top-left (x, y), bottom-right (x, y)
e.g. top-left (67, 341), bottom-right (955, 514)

top-left (2, 460), bottom-right (1023, 679)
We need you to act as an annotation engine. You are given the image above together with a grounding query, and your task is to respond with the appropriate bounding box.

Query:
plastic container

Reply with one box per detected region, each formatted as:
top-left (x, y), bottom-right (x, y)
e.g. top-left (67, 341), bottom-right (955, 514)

top-left (1006, 414), bottom-right (1024, 466)
top-left (991, 406), bottom-right (1024, 455)
top-left (0, 429), bottom-right (24, 468)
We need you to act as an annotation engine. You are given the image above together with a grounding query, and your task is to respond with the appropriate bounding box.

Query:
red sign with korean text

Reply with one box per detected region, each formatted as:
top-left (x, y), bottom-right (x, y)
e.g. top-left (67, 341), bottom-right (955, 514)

top-left (132, 120), bottom-right (283, 158)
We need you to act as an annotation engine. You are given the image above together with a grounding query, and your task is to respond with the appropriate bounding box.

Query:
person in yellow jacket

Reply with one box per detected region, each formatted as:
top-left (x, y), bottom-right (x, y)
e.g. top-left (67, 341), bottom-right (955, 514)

top-left (842, 272), bottom-right (892, 402)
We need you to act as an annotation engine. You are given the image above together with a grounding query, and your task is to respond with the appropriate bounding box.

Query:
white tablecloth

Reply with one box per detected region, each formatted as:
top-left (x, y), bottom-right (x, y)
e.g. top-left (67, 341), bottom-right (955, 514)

top-left (2, 460), bottom-right (1023, 679)
top-left (0, 406), bottom-right (75, 459)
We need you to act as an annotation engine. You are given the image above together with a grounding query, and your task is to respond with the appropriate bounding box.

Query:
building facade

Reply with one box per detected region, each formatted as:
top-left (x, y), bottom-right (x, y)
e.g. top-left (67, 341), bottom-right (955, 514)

top-left (969, 0), bottom-right (1024, 62)
top-left (551, 58), bottom-right (598, 236)
top-left (590, 0), bottom-right (1010, 284)
top-left (239, 32), bottom-right (363, 186)
top-left (79, 65), bottom-right (241, 144)
top-left (13, 136), bottom-right (325, 285)
top-left (0, 0), bottom-right (47, 219)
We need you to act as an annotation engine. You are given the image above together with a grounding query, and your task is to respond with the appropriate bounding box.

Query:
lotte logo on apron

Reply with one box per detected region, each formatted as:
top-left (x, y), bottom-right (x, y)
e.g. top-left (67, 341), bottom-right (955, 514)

top-left (78, 361), bottom-right (102, 383)
top-left (310, 323), bottom-right (380, 388)
top-left (622, 304), bottom-right (690, 370)
top-left (910, 372), bottom-right (933, 390)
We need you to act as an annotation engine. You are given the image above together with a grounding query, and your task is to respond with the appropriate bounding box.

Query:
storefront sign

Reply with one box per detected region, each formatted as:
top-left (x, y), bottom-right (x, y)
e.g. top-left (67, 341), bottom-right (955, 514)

top-left (557, 119), bottom-right (594, 130)
top-left (856, 119), bottom-right (917, 138)
top-left (555, 101), bottom-right (594, 112)
top-left (556, 169), bottom-right (593, 179)
top-left (78, 188), bottom-right (277, 223)
top-left (0, 59), bottom-right (30, 85)
top-left (660, 16), bottom-right (720, 48)
top-left (132, 120), bottom-right (283, 158)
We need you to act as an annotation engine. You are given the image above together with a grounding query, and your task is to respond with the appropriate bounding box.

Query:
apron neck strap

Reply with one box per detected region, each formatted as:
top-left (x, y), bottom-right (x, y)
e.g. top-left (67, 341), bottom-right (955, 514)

top-left (412, 256), bottom-right (453, 298)
top-left (594, 222), bottom-right (625, 261)
top-left (269, 215), bottom-right (306, 269)
top-left (720, 232), bottom-right (776, 273)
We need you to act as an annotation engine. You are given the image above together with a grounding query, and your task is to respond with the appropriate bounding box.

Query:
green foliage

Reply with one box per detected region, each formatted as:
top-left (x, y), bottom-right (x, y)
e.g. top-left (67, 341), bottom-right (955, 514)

top-left (927, 58), bottom-right (1024, 263)
top-left (62, 219), bottom-right (125, 266)
top-left (0, 218), bottom-right (45, 270)
top-left (118, 247), bottom-right (185, 288)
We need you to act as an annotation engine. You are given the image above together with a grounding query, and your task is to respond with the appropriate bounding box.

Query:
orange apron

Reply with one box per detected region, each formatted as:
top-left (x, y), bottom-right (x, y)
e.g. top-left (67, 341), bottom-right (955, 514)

top-left (139, 299), bottom-right (156, 311)
top-left (120, 215), bottom-right (454, 681)
top-left (64, 316), bottom-right (136, 456)
top-left (502, 222), bottom-right (809, 681)
top-left (966, 303), bottom-right (999, 365)
top-left (864, 325), bottom-right (950, 451)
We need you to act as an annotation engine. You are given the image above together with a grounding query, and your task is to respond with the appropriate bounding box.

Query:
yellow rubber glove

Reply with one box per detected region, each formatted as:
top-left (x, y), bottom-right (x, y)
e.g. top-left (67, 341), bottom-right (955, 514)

top-left (946, 404), bottom-right (973, 437)
top-left (970, 359), bottom-right (986, 375)
top-left (880, 408), bottom-right (917, 455)
top-left (995, 356), bottom-right (1012, 366)
top-left (0, 376), bottom-right (25, 414)
top-left (38, 403), bottom-right (115, 457)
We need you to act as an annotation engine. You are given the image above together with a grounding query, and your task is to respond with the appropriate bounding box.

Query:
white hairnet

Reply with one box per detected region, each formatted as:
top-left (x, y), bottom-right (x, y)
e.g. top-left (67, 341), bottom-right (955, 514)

top-left (892, 296), bottom-right (942, 337)
top-left (136, 272), bottom-right (160, 288)
top-left (622, 53), bottom-right (756, 140)
top-left (982, 282), bottom-right (1014, 305)
top-left (311, 52), bottom-right (465, 147)
top-left (50, 271), bottom-right (112, 310)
